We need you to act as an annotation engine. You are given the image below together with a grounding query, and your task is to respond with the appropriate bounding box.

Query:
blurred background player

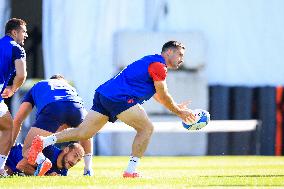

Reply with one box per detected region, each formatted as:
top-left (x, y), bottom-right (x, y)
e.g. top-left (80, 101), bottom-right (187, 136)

top-left (13, 74), bottom-right (93, 176)
top-left (28, 41), bottom-right (195, 177)
top-left (5, 142), bottom-right (84, 176)
top-left (0, 18), bottom-right (28, 176)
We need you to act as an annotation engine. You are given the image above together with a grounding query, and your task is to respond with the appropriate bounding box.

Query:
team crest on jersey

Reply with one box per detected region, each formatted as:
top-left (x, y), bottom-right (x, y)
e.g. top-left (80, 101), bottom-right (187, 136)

top-left (127, 99), bottom-right (134, 104)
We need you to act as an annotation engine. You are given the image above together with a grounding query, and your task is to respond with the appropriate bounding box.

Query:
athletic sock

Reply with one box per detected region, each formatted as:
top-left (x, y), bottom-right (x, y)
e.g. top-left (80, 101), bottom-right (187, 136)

top-left (36, 153), bottom-right (46, 164)
top-left (84, 153), bottom-right (93, 170)
top-left (125, 156), bottom-right (140, 173)
top-left (43, 134), bottom-right (57, 148)
top-left (0, 154), bottom-right (7, 169)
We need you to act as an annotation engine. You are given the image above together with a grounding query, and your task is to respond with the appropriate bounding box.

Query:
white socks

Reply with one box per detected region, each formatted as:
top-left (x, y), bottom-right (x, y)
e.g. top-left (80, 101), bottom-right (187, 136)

top-left (43, 134), bottom-right (57, 148)
top-left (84, 153), bottom-right (93, 170)
top-left (36, 152), bottom-right (46, 164)
top-left (125, 156), bottom-right (140, 173)
top-left (0, 154), bottom-right (7, 169)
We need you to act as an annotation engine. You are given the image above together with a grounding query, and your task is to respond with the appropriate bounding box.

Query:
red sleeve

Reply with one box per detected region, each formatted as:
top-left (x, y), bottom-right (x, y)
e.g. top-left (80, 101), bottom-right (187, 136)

top-left (148, 62), bottom-right (167, 81)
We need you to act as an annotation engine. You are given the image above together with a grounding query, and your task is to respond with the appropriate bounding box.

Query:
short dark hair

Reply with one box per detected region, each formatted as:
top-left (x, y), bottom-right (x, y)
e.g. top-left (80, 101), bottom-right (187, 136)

top-left (67, 143), bottom-right (80, 150)
top-left (161, 41), bottom-right (185, 53)
top-left (50, 74), bottom-right (65, 79)
top-left (67, 143), bottom-right (85, 155)
top-left (5, 18), bottom-right (27, 34)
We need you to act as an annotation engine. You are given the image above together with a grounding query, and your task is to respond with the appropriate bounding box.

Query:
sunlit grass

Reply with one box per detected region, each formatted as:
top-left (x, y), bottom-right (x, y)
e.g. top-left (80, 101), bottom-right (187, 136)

top-left (1, 156), bottom-right (284, 188)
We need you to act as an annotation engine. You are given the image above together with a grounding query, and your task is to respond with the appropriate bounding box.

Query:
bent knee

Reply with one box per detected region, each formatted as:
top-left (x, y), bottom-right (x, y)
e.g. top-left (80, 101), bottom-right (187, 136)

top-left (146, 124), bottom-right (154, 135)
top-left (137, 123), bottom-right (154, 136)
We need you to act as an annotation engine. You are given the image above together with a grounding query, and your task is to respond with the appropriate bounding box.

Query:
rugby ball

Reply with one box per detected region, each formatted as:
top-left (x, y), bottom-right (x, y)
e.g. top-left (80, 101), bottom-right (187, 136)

top-left (182, 109), bottom-right (210, 130)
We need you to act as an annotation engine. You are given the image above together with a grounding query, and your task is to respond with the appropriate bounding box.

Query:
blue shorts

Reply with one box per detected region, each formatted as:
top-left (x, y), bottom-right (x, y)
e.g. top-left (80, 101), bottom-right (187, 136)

top-left (6, 144), bottom-right (23, 173)
top-left (91, 92), bottom-right (138, 123)
top-left (33, 101), bottom-right (87, 133)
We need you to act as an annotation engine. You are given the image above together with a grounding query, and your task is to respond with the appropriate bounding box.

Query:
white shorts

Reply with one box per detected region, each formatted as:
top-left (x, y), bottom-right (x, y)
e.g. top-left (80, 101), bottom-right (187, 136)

top-left (0, 100), bottom-right (9, 117)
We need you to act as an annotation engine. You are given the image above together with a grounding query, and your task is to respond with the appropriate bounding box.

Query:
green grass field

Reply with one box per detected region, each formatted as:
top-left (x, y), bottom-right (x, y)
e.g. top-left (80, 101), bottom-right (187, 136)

top-left (1, 156), bottom-right (284, 188)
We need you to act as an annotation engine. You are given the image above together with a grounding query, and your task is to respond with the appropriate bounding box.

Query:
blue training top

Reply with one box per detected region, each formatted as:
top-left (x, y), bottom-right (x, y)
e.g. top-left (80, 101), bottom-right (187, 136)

top-left (0, 35), bottom-right (26, 101)
top-left (22, 79), bottom-right (84, 116)
top-left (96, 54), bottom-right (166, 103)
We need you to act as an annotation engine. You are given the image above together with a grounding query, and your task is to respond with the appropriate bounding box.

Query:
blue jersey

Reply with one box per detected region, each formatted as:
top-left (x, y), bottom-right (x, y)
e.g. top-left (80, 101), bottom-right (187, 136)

top-left (0, 35), bottom-right (26, 101)
top-left (22, 79), bottom-right (84, 116)
top-left (96, 54), bottom-right (166, 103)
top-left (43, 146), bottom-right (68, 176)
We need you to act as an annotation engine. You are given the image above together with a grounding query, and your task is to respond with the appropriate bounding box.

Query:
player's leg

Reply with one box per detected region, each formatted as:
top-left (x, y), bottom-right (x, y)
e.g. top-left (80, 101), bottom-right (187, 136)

top-left (22, 124), bottom-right (69, 174)
top-left (28, 92), bottom-right (110, 165)
top-left (22, 127), bottom-right (53, 158)
top-left (63, 102), bottom-right (94, 176)
top-left (117, 104), bottom-right (154, 177)
top-left (79, 138), bottom-right (94, 175)
top-left (22, 127), bottom-right (53, 176)
top-left (0, 104), bottom-right (13, 176)
top-left (22, 104), bottom-right (61, 160)
top-left (53, 110), bottom-right (108, 143)
top-left (79, 138), bottom-right (93, 156)
top-left (45, 92), bottom-right (111, 145)
top-left (0, 112), bottom-right (13, 153)
top-left (28, 110), bottom-right (108, 165)
top-left (23, 105), bottom-right (64, 172)
top-left (117, 104), bottom-right (154, 158)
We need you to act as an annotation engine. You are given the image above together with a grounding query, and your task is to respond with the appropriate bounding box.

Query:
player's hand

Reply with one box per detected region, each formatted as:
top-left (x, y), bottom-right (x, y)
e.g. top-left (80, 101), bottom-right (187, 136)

top-left (178, 109), bottom-right (196, 123)
top-left (1, 86), bottom-right (15, 98)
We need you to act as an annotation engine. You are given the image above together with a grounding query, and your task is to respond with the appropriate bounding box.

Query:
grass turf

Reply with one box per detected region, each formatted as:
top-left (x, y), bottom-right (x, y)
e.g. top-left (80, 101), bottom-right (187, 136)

top-left (1, 156), bottom-right (284, 188)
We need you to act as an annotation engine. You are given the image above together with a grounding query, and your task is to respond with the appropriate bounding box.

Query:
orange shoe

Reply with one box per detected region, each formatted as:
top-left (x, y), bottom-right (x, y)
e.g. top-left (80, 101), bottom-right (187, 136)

top-left (34, 158), bottom-right (52, 176)
top-left (123, 172), bottom-right (140, 178)
top-left (28, 135), bottom-right (44, 165)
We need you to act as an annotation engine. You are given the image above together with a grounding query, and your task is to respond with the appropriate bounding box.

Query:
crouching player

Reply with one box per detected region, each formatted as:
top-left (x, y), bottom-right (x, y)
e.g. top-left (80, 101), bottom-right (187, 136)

top-left (12, 74), bottom-right (93, 176)
top-left (5, 143), bottom-right (84, 176)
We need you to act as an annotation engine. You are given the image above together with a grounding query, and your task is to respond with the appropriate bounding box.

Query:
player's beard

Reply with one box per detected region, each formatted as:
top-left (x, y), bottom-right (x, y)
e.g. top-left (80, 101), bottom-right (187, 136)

top-left (171, 61), bottom-right (180, 69)
top-left (61, 154), bottom-right (68, 169)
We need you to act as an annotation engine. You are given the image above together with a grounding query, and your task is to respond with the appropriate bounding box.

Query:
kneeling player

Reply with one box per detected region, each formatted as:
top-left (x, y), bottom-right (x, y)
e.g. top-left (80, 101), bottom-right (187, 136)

top-left (12, 74), bottom-right (93, 176)
top-left (5, 143), bottom-right (84, 176)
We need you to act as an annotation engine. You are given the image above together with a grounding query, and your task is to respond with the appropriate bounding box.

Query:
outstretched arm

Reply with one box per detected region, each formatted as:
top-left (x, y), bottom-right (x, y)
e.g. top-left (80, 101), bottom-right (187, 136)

top-left (153, 80), bottom-right (195, 123)
top-left (12, 102), bottom-right (33, 144)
